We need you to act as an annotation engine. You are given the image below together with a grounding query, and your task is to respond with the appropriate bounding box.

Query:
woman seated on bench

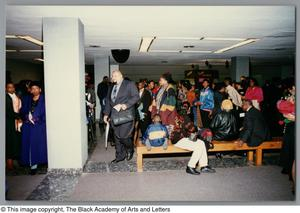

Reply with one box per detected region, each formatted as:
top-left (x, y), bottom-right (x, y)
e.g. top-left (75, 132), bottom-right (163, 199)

top-left (210, 99), bottom-right (238, 141)
top-left (170, 114), bottom-right (216, 175)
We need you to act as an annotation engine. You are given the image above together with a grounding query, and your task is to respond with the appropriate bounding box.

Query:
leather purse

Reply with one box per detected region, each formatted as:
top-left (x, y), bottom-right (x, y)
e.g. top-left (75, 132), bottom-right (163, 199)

top-left (111, 108), bottom-right (135, 126)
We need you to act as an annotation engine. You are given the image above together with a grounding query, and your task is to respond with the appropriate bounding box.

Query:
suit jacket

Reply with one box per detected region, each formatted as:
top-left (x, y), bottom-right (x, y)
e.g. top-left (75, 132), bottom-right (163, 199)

top-left (104, 79), bottom-right (140, 119)
top-left (139, 89), bottom-right (152, 114)
top-left (240, 107), bottom-right (271, 147)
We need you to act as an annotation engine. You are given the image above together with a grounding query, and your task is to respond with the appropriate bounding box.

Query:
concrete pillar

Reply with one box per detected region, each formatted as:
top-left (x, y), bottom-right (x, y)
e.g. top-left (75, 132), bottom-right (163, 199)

top-left (231, 56), bottom-right (250, 81)
top-left (94, 56), bottom-right (109, 120)
top-left (43, 18), bottom-right (87, 169)
top-left (0, 0), bottom-right (5, 200)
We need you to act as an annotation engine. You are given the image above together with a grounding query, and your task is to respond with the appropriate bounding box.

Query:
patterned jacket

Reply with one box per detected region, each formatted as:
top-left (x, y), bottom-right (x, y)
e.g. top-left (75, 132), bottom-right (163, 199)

top-left (142, 123), bottom-right (169, 147)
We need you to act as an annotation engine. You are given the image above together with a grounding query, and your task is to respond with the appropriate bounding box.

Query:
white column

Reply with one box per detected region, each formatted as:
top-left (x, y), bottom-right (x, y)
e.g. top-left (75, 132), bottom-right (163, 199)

top-left (231, 56), bottom-right (250, 81)
top-left (43, 18), bottom-right (87, 169)
top-left (94, 56), bottom-right (109, 120)
top-left (0, 0), bottom-right (6, 200)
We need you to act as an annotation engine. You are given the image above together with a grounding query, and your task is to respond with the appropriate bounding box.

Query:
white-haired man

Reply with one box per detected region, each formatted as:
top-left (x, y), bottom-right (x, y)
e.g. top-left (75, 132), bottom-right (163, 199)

top-left (103, 70), bottom-right (140, 163)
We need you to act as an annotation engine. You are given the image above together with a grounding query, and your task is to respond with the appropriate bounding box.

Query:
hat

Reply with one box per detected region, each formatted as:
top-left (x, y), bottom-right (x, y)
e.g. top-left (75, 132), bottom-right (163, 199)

top-left (221, 99), bottom-right (233, 111)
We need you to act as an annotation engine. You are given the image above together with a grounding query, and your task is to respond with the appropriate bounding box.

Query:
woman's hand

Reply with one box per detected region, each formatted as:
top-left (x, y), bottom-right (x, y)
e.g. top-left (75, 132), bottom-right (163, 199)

top-left (283, 113), bottom-right (295, 121)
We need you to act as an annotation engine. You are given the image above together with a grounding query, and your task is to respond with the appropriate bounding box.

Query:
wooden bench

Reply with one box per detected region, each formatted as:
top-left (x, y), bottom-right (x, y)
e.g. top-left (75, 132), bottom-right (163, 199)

top-left (136, 138), bottom-right (282, 172)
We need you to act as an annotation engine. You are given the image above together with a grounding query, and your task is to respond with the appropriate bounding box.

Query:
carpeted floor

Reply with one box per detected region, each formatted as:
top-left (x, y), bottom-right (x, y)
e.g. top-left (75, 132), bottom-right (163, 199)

top-left (68, 166), bottom-right (294, 202)
top-left (5, 129), bottom-right (295, 202)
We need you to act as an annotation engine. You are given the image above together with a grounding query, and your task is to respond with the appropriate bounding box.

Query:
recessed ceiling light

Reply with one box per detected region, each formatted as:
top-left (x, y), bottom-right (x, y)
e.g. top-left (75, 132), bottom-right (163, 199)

top-left (89, 45), bottom-right (101, 48)
top-left (139, 37), bottom-right (156, 52)
top-left (214, 38), bottom-right (259, 53)
top-left (183, 45), bottom-right (195, 48)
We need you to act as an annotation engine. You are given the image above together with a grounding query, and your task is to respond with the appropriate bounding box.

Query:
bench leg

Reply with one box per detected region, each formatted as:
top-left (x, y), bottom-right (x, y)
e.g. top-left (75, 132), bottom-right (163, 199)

top-left (137, 153), bottom-right (143, 172)
top-left (247, 151), bottom-right (254, 162)
top-left (255, 149), bottom-right (263, 166)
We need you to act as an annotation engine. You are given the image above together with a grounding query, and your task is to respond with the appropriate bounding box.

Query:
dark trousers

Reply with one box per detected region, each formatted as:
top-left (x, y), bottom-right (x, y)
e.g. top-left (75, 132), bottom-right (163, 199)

top-left (99, 101), bottom-right (105, 123)
top-left (200, 109), bottom-right (211, 128)
top-left (232, 106), bottom-right (244, 129)
top-left (114, 135), bottom-right (134, 160)
top-left (139, 114), bottom-right (151, 137)
top-left (112, 121), bottom-right (135, 160)
top-left (280, 122), bottom-right (295, 173)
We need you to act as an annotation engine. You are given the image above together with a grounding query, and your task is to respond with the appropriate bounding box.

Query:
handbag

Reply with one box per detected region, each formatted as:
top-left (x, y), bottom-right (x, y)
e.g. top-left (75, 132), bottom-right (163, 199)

top-left (111, 108), bottom-right (135, 126)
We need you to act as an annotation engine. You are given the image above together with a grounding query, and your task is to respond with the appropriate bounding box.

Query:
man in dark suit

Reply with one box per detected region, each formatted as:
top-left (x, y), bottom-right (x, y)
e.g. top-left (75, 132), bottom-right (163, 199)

top-left (137, 81), bottom-right (152, 137)
top-left (236, 99), bottom-right (270, 147)
top-left (97, 76), bottom-right (109, 130)
top-left (103, 70), bottom-right (140, 163)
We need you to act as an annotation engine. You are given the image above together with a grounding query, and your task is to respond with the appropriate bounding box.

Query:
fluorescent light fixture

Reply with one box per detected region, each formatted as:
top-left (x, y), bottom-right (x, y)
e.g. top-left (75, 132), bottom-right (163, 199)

top-left (6, 35), bottom-right (43, 46)
top-left (6, 50), bottom-right (17, 52)
top-left (19, 50), bottom-right (43, 53)
top-left (203, 37), bottom-right (245, 41)
top-left (149, 50), bottom-right (180, 53)
top-left (139, 37), bottom-right (155, 52)
top-left (34, 58), bottom-right (44, 62)
top-left (181, 50), bottom-right (212, 53)
top-left (214, 38), bottom-right (259, 53)
top-left (158, 37), bottom-right (202, 40)
top-left (18, 36), bottom-right (43, 46)
top-left (6, 35), bottom-right (18, 39)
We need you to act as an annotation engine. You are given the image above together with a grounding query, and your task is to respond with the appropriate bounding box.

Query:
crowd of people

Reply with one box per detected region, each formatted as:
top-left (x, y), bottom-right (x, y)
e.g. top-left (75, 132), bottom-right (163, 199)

top-left (96, 70), bottom-right (295, 181)
top-left (6, 80), bottom-right (47, 175)
top-left (5, 70), bottom-right (295, 188)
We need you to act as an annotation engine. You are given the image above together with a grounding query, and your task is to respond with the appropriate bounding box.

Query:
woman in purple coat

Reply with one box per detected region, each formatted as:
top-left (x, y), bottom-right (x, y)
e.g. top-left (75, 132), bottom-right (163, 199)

top-left (20, 81), bottom-right (47, 175)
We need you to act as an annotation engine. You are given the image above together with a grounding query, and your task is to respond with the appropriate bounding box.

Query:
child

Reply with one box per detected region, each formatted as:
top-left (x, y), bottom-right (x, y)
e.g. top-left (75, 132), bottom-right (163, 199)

top-left (142, 114), bottom-right (169, 151)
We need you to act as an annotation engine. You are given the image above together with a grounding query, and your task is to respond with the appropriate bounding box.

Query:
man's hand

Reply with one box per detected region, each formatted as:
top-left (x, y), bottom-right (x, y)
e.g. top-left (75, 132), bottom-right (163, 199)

top-left (149, 105), bottom-right (153, 112)
top-left (103, 115), bottom-right (109, 124)
top-left (113, 104), bottom-right (122, 112)
top-left (121, 104), bottom-right (127, 110)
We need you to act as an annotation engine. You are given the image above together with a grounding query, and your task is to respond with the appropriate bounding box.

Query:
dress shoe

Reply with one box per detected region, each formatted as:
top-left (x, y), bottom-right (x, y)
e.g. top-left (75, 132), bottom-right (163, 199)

top-left (281, 168), bottom-right (289, 174)
top-left (200, 166), bottom-right (216, 173)
top-left (215, 153), bottom-right (223, 159)
top-left (110, 158), bottom-right (125, 164)
top-left (186, 166), bottom-right (200, 175)
top-left (126, 150), bottom-right (134, 161)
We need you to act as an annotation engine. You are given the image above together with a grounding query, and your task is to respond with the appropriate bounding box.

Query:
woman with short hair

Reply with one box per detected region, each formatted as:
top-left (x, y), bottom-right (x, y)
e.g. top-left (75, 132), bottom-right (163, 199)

top-left (20, 81), bottom-right (47, 175)
top-left (210, 99), bottom-right (238, 141)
